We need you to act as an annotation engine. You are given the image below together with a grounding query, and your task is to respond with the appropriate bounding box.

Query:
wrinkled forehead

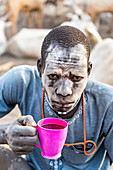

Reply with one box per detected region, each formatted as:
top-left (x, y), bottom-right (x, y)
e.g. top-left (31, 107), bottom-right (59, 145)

top-left (45, 43), bottom-right (87, 65)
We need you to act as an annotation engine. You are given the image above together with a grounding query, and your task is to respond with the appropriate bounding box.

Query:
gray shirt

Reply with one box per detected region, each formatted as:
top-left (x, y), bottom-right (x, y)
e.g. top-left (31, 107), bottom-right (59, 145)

top-left (0, 65), bottom-right (113, 170)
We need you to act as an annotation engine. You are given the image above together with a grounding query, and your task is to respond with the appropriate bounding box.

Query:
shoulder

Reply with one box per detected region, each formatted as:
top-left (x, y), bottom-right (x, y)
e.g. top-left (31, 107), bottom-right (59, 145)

top-left (85, 79), bottom-right (113, 99)
top-left (11, 65), bottom-right (39, 76)
top-left (3, 65), bottom-right (39, 79)
top-left (0, 65), bottom-right (41, 87)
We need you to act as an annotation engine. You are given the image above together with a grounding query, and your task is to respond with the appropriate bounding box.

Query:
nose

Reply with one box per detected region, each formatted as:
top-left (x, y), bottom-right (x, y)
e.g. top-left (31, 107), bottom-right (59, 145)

top-left (56, 78), bottom-right (73, 97)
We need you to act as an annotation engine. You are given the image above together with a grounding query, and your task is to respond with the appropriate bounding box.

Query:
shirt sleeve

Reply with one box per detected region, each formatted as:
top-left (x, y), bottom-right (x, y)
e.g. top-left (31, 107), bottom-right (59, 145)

top-left (103, 102), bottom-right (113, 162)
top-left (0, 67), bottom-right (22, 118)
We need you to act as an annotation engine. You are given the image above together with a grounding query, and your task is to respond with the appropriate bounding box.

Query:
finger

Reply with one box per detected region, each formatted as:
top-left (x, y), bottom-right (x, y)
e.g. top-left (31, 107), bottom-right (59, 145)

top-left (14, 151), bottom-right (33, 156)
top-left (12, 145), bottom-right (35, 152)
top-left (12, 147), bottom-right (35, 156)
top-left (17, 115), bottom-right (37, 127)
top-left (12, 125), bottom-right (37, 136)
top-left (12, 136), bottom-right (38, 145)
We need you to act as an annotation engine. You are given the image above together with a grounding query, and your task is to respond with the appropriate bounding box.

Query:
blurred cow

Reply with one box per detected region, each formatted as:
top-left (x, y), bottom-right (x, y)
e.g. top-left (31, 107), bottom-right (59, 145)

top-left (76, 0), bottom-right (113, 23)
top-left (0, 18), bottom-right (50, 58)
top-left (0, 20), bottom-right (11, 55)
top-left (89, 38), bottom-right (113, 86)
top-left (6, 0), bottom-right (47, 34)
top-left (6, 28), bottom-right (50, 58)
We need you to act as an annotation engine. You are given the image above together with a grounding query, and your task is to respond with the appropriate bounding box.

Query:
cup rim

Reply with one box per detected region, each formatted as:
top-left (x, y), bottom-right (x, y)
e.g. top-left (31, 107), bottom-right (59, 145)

top-left (37, 117), bottom-right (68, 131)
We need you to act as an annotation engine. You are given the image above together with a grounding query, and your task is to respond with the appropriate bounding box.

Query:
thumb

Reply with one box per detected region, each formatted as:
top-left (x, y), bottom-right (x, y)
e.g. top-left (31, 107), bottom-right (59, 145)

top-left (17, 115), bottom-right (37, 127)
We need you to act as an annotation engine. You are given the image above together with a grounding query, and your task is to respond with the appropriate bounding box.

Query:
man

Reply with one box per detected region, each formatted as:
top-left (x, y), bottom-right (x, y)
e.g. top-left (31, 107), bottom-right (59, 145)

top-left (0, 26), bottom-right (113, 170)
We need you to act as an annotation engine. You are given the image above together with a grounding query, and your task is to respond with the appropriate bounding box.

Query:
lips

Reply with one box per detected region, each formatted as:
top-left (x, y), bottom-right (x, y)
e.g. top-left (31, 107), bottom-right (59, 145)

top-left (52, 100), bottom-right (74, 110)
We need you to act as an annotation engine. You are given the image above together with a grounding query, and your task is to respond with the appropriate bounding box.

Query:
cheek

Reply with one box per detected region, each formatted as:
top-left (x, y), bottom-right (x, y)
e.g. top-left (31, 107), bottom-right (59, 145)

top-left (73, 79), bottom-right (87, 94)
top-left (42, 79), bottom-right (55, 90)
top-left (42, 74), bottom-right (55, 87)
top-left (42, 75), bottom-right (48, 89)
top-left (42, 75), bottom-right (55, 98)
top-left (48, 80), bottom-right (56, 88)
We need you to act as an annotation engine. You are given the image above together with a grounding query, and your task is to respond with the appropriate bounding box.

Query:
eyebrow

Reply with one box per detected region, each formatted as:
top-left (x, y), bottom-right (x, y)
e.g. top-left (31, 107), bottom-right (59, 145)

top-left (46, 55), bottom-right (85, 62)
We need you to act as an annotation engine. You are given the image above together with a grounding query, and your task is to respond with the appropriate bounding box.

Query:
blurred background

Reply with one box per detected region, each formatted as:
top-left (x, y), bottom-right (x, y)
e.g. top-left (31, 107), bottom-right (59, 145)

top-left (0, 0), bottom-right (113, 127)
top-left (0, 1), bottom-right (113, 167)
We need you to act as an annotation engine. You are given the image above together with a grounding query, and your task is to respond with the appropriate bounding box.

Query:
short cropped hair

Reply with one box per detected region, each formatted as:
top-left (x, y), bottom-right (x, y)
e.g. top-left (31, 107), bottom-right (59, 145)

top-left (41, 25), bottom-right (90, 63)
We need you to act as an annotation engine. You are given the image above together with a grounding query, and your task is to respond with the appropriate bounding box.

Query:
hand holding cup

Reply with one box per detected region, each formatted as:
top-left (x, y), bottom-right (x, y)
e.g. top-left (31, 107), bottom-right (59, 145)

top-left (5, 115), bottom-right (38, 155)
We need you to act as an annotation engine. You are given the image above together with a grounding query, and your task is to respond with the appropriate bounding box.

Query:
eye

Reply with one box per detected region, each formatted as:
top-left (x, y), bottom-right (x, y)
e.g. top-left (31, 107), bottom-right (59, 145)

top-left (71, 75), bottom-right (82, 82)
top-left (48, 74), bottom-right (59, 80)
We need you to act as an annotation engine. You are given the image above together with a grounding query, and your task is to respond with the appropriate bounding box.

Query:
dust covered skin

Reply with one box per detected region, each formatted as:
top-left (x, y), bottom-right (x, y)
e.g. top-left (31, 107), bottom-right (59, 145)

top-left (5, 116), bottom-right (37, 156)
top-left (42, 43), bottom-right (88, 113)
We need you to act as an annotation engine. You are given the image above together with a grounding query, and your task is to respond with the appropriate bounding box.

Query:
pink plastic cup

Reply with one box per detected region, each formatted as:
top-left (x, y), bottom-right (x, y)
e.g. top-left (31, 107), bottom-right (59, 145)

top-left (35, 118), bottom-right (68, 159)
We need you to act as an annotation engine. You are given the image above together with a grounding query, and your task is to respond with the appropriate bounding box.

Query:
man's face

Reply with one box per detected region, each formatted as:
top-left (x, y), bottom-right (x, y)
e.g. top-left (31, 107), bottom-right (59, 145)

top-left (42, 44), bottom-right (88, 113)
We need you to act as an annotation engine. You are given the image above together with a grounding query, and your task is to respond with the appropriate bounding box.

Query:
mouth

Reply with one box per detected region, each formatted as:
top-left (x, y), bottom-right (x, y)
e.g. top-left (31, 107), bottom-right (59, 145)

top-left (51, 101), bottom-right (75, 112)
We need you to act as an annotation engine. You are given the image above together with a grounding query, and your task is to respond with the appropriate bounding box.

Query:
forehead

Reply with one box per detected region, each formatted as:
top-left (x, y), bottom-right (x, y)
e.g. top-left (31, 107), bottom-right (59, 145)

top-left (45, 43), bottom-right (87, 65)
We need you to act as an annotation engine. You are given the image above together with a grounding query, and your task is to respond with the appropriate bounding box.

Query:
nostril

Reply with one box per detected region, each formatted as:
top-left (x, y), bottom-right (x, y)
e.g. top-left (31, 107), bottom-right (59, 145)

top-left (56, 79), bottom-right (73, 96)
top-left (56, 86), bottom-right (72, 97)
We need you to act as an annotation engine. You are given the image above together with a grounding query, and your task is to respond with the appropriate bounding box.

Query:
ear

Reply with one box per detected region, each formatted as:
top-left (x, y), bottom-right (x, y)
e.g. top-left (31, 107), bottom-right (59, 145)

top-left (87, 61), bottom-right (92, 76)
top-left (37, 58), bottom-right (43, 77)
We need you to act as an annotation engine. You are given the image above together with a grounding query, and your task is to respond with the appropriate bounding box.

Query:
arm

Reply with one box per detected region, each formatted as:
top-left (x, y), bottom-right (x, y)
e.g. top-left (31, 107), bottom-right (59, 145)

top-left (0, 68), bottom-right (19, 144)
top-left (0, 67), bottom-right (38, 155)
top-left (0, 66), bottom-right (36, 118)
top-left (103, 103), bottom-right (113, 162)
top-left (0, 67), bottom-right (18, 118)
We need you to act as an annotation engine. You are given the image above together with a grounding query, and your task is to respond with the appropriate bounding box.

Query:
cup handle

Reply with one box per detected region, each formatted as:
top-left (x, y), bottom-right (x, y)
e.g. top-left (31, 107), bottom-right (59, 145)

top-left (35, 126), bottom-right (41, 148)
